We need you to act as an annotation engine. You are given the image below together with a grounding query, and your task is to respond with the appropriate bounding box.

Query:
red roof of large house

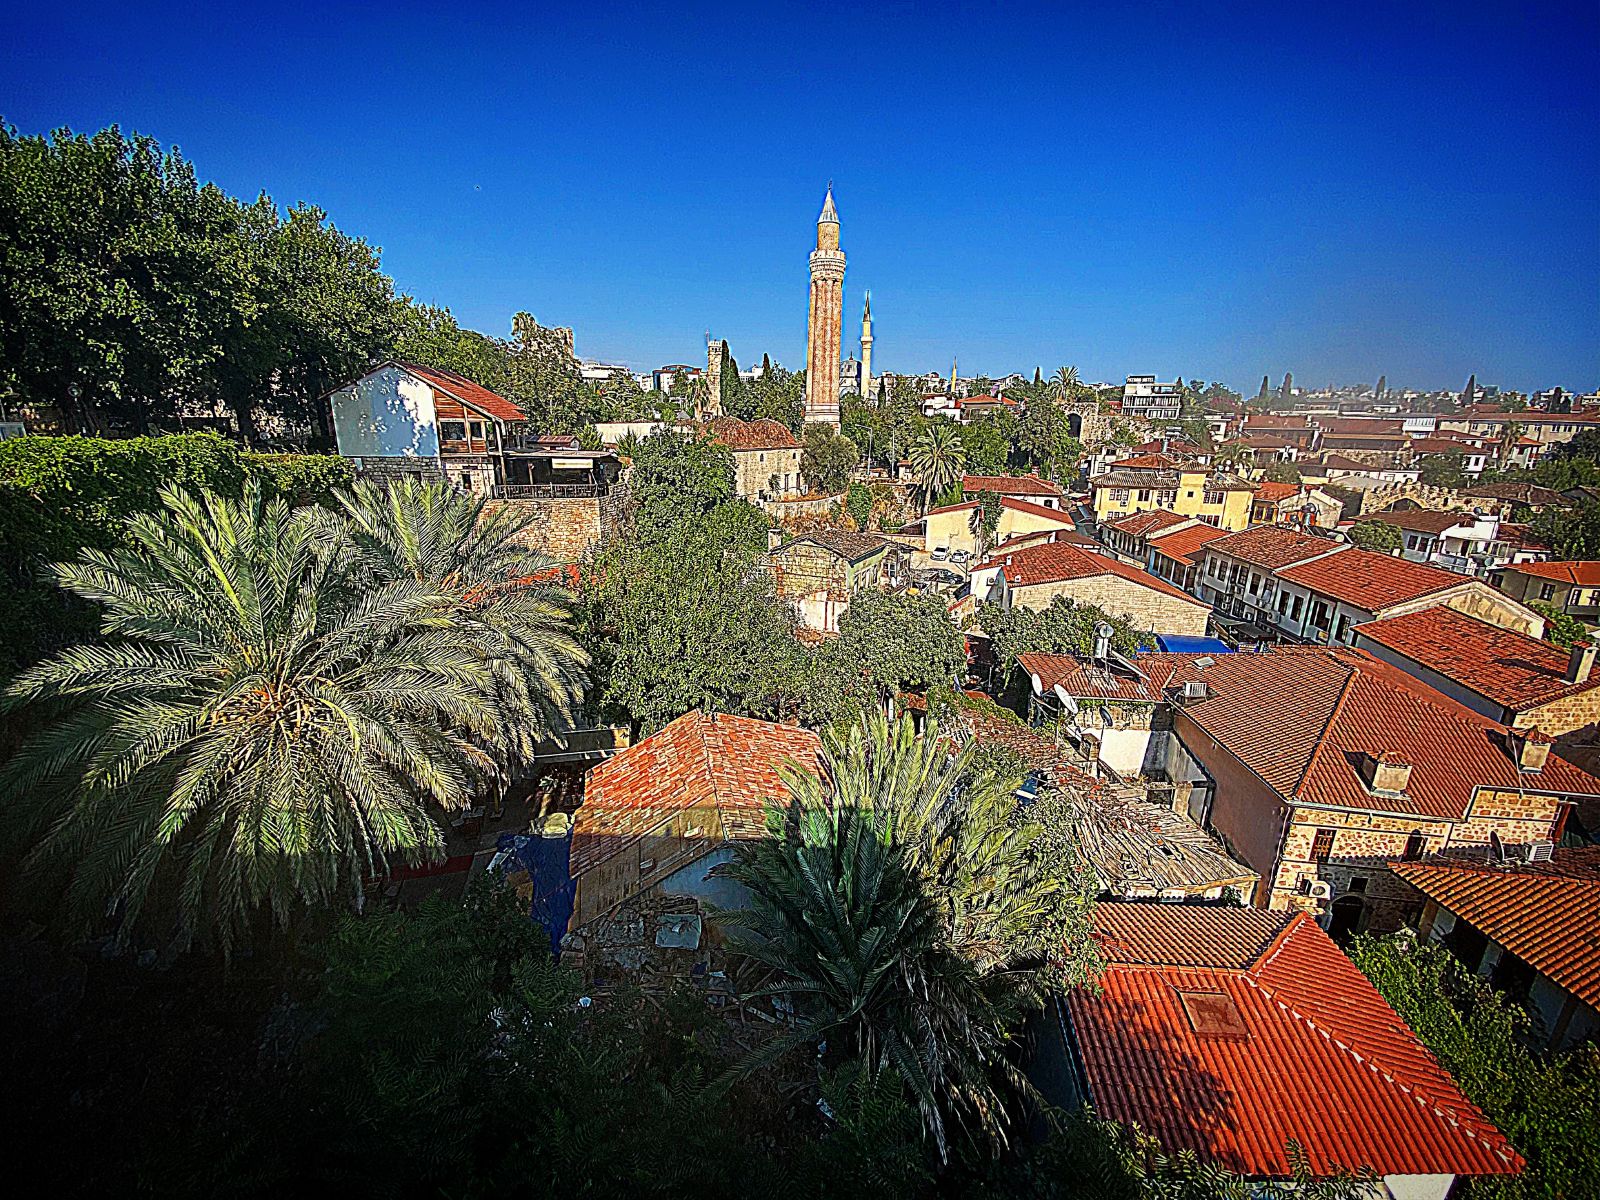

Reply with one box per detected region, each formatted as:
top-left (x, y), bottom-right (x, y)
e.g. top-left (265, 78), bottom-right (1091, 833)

top-left (706, 416), bottom-right (802, 451)
top-left (1243, 413), bottom-right (1314, 430)
top-left (1104, 509), bottom-right (1190, 538)
top-left (997, 495), bottom-right (1074, 524)
top-left (1151, 646), bottom-right (1600, 818)
top-left (1067, 905), bottom-right (1521, 1179)
top-left (1251, 480), bottom-right (1302, 503)
top-left (1276, 547), bottom-right (1470, 611)
top-left (1393, 847), bottom-right (1600, 1012)
top-left (570, 711), bottom-right (823, 876)
top-left (1130, 438), bottom-right (1202, 455)
top-left (1019, 651), bottom-right (1175, 703)
top-left (978, 541), bottom-right (1208, 607)
top-left (1147, 523), bottom-right (1229, 565)
top-left (1353, 606), bottom-right (1588, 713)
top-left (962, 473), bottom-right (1062, 498)
top-left (1503, 560), bottom-right (1600, 586)
top-left (1201, 525), bottom-right (1343, 570)
top-left (1318, 416), bottom-right (1406, 435)
top-left (399, 361), bottom-right (528, 423)
top-left (926, 499), bottom-right (981, 516)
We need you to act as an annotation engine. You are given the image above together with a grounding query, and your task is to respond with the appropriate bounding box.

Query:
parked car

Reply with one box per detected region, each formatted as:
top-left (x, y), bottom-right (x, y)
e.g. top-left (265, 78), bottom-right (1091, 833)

top-left (930, 546), bottom-right (950, 562)
top-left (950, 549), bottom-right (970, 566)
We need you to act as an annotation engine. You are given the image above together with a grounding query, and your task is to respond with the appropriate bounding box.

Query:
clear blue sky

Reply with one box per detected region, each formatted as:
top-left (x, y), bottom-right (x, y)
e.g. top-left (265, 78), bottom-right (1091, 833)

top-left (4, 1), bottom-right (1597, 392)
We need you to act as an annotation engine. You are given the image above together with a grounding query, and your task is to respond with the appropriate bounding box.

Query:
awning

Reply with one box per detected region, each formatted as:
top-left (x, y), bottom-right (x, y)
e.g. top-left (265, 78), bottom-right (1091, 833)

top-left (1152, 634), bottom-right (1234, 654)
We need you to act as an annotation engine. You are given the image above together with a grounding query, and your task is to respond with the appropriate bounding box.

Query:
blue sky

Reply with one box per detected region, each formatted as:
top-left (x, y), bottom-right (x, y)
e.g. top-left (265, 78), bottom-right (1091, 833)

top-left (4, 1), bottom-right (1597, 392)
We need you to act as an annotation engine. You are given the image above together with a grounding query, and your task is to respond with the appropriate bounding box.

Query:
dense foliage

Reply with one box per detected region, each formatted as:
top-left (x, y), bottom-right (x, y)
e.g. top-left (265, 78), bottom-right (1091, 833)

top-left (1, 480), bottom-right (586, 954)
top-left (1531, 500), bottom-right (1600, 560)
top-left (0, 433), bottom-right (350, 673)
top-left (1347, 933), bottom-right (1600, 1199)
top-left (800, 422), bottom-right (861, 494)
top-left (717, 712), bottom-right (1100, 1158)
top-left (979, 596), bottom-right (1150, 686)
top-left (1347, 520), bottom-right (1402, 552)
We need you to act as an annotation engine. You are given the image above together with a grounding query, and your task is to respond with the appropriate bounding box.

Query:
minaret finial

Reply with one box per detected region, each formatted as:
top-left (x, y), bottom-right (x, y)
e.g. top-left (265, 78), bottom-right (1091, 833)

top-left (819, 182), bottom-right (839, 224)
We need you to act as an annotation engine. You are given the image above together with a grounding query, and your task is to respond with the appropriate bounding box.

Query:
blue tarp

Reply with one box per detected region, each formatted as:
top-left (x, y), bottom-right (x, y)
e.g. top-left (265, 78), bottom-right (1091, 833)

top-left (1152, 634), bottom-right (1234, 654)
top-left (495, 830), bottom-right (575, 956)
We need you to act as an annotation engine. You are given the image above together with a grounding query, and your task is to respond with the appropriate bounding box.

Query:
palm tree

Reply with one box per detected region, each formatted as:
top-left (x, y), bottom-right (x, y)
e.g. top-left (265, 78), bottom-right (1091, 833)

top-left (716, 711), bottom-right (1097, 1158)
top-left (332, 480), bottom-right (589, 765)
top-left (1, 482), bottom-right (587, 955)
top-left (908, 424), bottom-right (967, 512)
top-left (1050, 365), bottom-right (1081, 404)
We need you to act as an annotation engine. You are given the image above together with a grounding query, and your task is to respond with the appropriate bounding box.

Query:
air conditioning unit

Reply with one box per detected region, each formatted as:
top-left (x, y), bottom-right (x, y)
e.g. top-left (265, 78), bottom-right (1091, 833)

top-left (1180, 680), bottom-right (1209, 701)
top-left (1525, 840), bottom-right (1556, 864)
top-left (1300, 878), bottom-right (1333, 901)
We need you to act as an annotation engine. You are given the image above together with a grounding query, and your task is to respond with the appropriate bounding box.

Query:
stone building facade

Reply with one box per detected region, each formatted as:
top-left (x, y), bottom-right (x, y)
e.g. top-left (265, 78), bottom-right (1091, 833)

top-left (805, 186), bottom-right (844, 428)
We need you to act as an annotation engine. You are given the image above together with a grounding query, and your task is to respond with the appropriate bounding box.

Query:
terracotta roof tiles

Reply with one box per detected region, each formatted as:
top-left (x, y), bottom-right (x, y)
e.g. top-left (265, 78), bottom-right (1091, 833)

top-left (571, 711), bottom-right (822, 876)
top-left (707, 416), bottom-right (803, 451)
top-left (1504, 561), bottom-right (1600, 586)
top-left (1353, 606), bottom-right (1591, 712)
top-left (980, 541), bottom-right (1209, 608)
top-left (1202, 525), bottom-right (1344, 570)
top-left (399, 361), bottom-right (527, 423)
top-left (962, 473), bottom-right (1063, 498)
top-left (1394, 847), bottom-right (1600, 1011)
top-left (1067, 906), bottom-right (1520, 1179)
top-left (1276, 547), bottom-right (1469, 611)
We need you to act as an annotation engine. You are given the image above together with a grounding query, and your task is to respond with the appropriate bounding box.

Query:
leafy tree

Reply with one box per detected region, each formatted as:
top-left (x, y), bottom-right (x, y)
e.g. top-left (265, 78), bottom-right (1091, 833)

top-left (845, 481), bottom-right (874, 530)
top-left (583, 431), bottom-right (807, 731)
top-left (1049, 366), bottom-right (1082, 404)
top-left (1, 481), bottom-right (585, 954)
top-left (957, 413), bottom-right (1014, 475)
top-left (717, 711), bottom-right (1100, 1159)
top-left (1259, 459), bottom-right (1301, 484)
top-left (1530, 601), bottom-right (1588, 649)
top-left (827, 589), bottom-right (967, 703)
top-left (1551, 427), bottom-right (1600, 463)
top-left (910, 424), bottom-right (968, 513)
top-left (1019, 396), bottom-right (1083, 480)
top-left (737, 358), bottom-right (807, 431)
top-left (1531, 501), bottom-right (1600, 560)
top-left (971, 490), bottom-right (1004, 558)
top-left (1418, 452), bottom-right (1466, 487)
top-left (978, 597), bottom-right (1148, 686)
top-left (1347, 520), bottom-right (1402, 552)
top-left (801, 422), bottom-right (861, 494)
top-left (1347, 933), bottom-right (1600, 1199)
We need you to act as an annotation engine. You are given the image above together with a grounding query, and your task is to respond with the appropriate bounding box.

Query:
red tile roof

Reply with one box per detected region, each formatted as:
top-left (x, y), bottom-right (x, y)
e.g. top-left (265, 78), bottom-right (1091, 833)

top-left (1353, 606), bottom-right (1592, 713)
top-left (1157, 646), bottom-right (1600, 819)
top-left (1243, 414), bottom-right (1314, 430)
top-left (1068, 906), bottom-right (1521, 1179)
top-left (707, 416), bottom-right (802, 451)
top-left (1394, 847), bottom-right (1600, 1011)
top-left (1131, 438), bottom-right (1202, 455)
top-left (571, 711), bottom-right (823, 876)
top-left (963, 473), bottom-right (1063, 498)
top-left (400, 361), bottom-right (527, 423)
top-left (1148, 523), bottom-right (1229, 565)
top-left (1110, 452), bottom-right (1190, 470)
top-left (1105, 509), bottom-right (1189, 538)
top-left (1504, 560), bottom-right (1600, 586)
top-left (1363, 509), bottom-right (1472, 536)
top-left (1202, 525), bottom-right (1344, 570)
top-left (1276, 547), bottom-right (1469, 611)
top-left (998, 495), bottom-right (1073, 523)
top-left (1019, 651), bottom-right (1174, 702)
top-left (1321, 454), bottom-right (1405, 472)
top-left (926, 499), bottom-right (981, 516)
top-left (981, 541), bottom-right (1209, 608)
top-left (1251, 480), bottom-right (1301, 503)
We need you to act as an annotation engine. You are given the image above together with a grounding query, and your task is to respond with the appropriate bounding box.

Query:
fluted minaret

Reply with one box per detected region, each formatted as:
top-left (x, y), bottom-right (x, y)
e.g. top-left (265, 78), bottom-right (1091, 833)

top-left (859, 293), bottom-right (874, 405)
top-left (805, 184), bottom-right (845, 427)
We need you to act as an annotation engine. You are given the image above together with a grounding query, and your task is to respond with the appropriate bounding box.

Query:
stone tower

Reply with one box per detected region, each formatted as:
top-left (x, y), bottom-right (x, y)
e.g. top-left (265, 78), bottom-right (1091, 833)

top-left (704, 335), bottom-right (725, 419)
top-left (859, 293), bottom-right (874, 405)
top-left (805, 185), bottom-right (845, 427)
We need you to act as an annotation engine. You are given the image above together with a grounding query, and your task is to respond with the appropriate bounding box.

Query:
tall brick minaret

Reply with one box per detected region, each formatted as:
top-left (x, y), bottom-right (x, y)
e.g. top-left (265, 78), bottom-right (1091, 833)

top-left (805, 184), bottom-right (844, 427)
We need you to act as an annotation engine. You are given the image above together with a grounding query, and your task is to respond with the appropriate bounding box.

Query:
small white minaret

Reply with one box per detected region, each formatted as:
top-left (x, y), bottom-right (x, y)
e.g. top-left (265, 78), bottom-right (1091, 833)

top-left (859, 293), bottom-right (874, 404)
top-left (949, 357), bottom-right (958, 395)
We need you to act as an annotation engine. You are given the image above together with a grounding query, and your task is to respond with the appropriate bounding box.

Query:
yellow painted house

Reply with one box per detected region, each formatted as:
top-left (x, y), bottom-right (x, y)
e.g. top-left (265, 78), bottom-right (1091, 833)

top-left (923, 496), bottom-right (1079, 556)
top-left (1090, 468), bottom-right (1255, 532)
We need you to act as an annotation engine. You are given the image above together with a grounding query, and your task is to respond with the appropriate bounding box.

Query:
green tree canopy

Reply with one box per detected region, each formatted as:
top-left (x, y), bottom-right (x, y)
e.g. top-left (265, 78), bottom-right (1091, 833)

top-left (978, 596), bottom-right (1148, 685)
top-left (1531, 500), bottom-right (1600, 560)
top-left (826, 589), bottom-right (967, 704)
top-left (1347, 520), bottom-right (1402, 552)
top-left (801, 423), bottom-right (861, 494)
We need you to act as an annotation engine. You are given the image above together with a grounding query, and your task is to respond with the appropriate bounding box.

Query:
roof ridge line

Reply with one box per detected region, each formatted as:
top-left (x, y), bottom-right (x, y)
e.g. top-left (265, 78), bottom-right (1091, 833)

top-left (1292, 653), bottom-right (1359, 800)
top-left (1241, 969), bottom-right (1516, 1164)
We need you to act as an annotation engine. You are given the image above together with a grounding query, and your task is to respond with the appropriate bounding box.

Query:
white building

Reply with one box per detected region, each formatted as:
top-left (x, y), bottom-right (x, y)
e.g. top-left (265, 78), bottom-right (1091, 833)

top-left (1121, 375), bottom-right (1183, 421)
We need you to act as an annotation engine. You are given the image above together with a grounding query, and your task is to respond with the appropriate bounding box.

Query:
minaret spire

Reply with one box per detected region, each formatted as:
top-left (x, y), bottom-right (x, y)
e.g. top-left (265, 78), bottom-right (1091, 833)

top-left (805, 183), bottom-right (845, 427)
top-left (859, 291), bottom-right (874, 407)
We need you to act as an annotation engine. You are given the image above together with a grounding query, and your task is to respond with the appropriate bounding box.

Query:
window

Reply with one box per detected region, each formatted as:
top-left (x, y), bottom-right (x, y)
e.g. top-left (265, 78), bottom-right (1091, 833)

top-left (1310, 828), bottom-right (1336, 862)
top-left (1290, 595), bottom-right (1305, 620)
top-left (439, 420), bottom-right (467, 442)
top-left (1540, 583), bottom-right (1555, 600)
top-left (468, 419), bottom-right (487, 440)
top-left (1348, 876), bottom-right (1369, 894)
top-left (1309, 600), bottom-right (1330, 630)
top-left (1137, 490), bottom-right (1150, 502)
top-left (1403, 830), bottom-right (1426, 861)
top-left (1108, 488), bottom-right (1129, 504)
top-left (1203, 489), bottom-right (1224, 506)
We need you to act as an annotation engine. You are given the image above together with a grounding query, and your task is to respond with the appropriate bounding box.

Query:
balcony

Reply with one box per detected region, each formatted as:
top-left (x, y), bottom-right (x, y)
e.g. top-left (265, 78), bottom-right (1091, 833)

top-left (491, 483), bottom-right (609, 500)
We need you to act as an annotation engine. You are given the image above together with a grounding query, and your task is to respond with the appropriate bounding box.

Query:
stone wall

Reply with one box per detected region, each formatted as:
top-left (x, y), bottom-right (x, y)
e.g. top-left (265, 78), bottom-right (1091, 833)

top-left (351, 456), bottom-right (443, 484)
top-left (732, 446), bottom-right (803, 501)
top-left (1518, 686), bottom-right (1600, 738)
top-left (1354, 480), bottom-right (1463, 515)
top-left (486, 495), bottom-right (605, 562)
top-left (1012, 576), bottom-right (1210, 636)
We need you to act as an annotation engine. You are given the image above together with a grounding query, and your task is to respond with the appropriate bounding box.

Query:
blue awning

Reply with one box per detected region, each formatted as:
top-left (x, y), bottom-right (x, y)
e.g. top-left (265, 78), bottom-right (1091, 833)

top-left (1151, 634), bottom-right (1234, 654)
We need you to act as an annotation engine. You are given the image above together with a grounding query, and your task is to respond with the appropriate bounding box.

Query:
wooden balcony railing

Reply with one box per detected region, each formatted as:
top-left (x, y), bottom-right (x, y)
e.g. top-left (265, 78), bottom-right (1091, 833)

top-left (492, 483), bottom-right (608, 500)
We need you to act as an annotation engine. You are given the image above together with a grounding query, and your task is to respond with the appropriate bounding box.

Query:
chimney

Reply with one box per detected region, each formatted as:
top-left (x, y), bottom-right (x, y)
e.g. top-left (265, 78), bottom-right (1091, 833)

top-left (1511, 728), bottom-right (1552, 774)
top-left (1566, 641), bottom-right (1596, 684)
top-left (1361, 750), bottom-right (1412, 795)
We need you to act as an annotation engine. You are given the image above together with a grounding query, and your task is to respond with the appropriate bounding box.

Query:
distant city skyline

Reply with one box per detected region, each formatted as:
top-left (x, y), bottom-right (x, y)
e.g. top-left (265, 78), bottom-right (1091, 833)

top-left (4, 2), bottom-right (1595, 393)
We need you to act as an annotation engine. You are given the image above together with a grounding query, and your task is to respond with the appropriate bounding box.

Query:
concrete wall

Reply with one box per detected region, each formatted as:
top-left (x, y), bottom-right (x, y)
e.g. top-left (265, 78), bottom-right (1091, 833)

top-left (331, 364), bottom-right (439, 459)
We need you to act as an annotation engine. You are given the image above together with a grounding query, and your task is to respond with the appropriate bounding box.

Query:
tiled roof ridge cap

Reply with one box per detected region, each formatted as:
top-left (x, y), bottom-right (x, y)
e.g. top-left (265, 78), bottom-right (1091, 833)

top-left (1242, 944), bottom-right (1517, 1166)
top-left (1293, 658), bottom-right (1360, 801)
